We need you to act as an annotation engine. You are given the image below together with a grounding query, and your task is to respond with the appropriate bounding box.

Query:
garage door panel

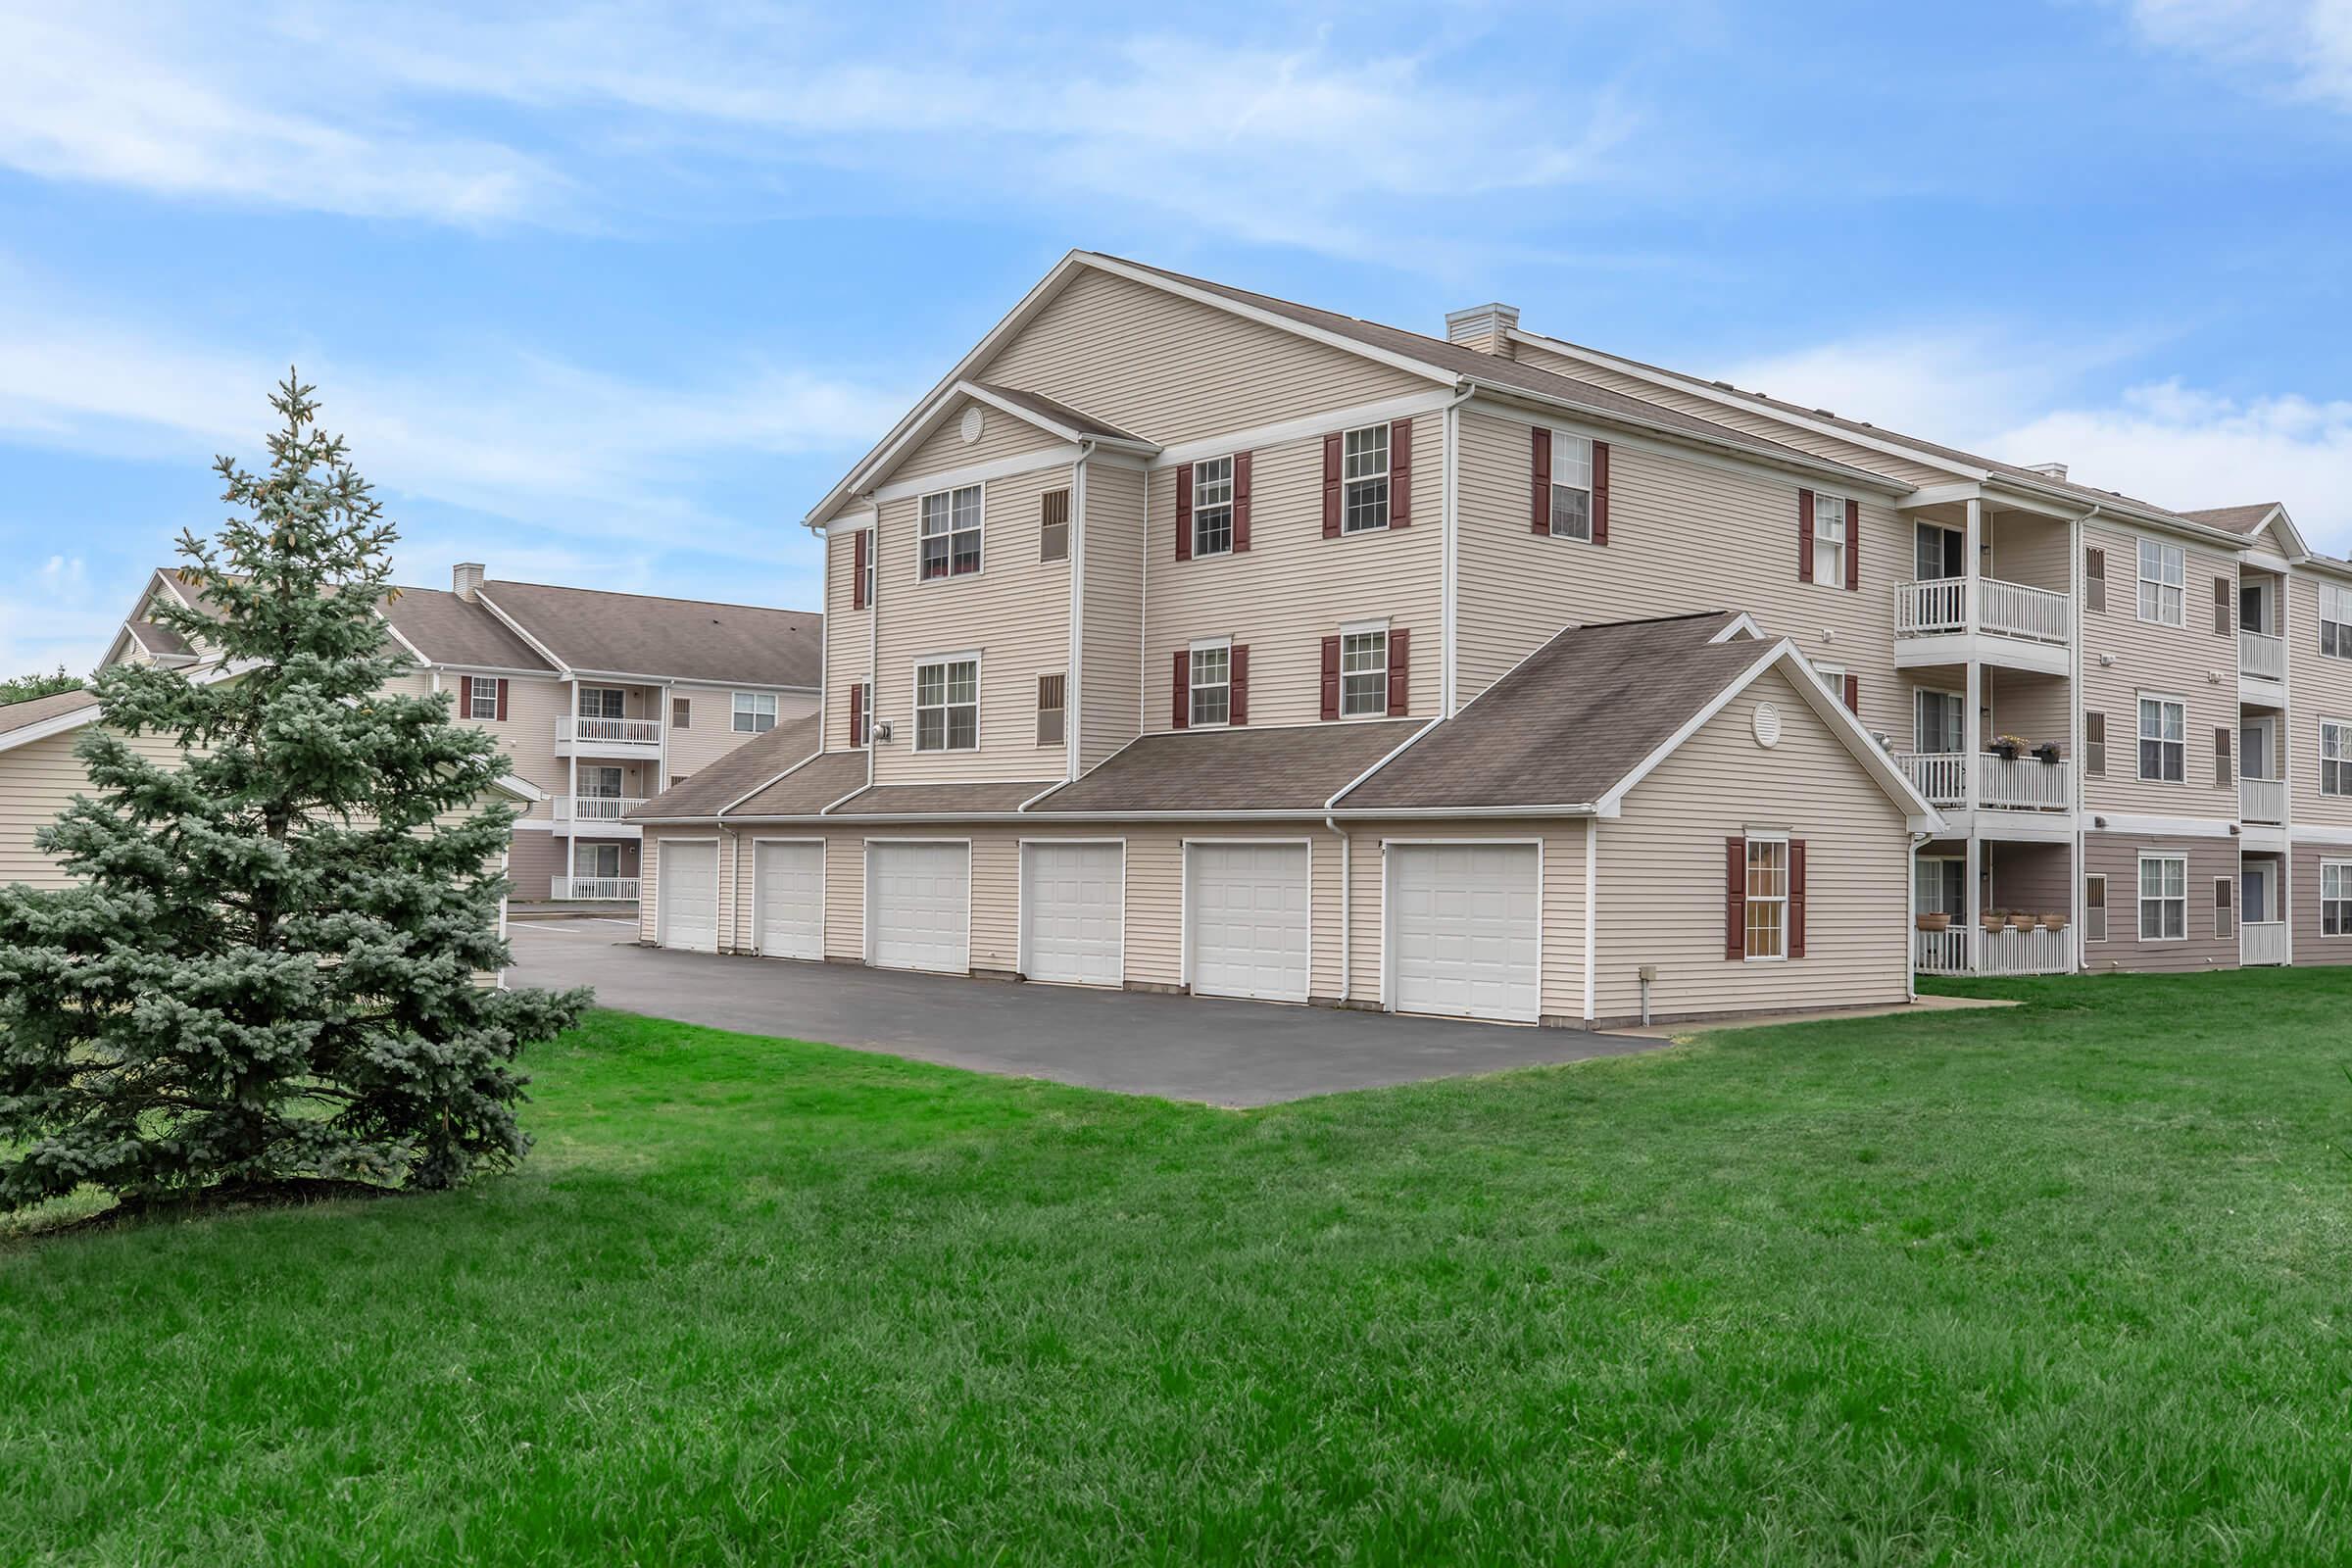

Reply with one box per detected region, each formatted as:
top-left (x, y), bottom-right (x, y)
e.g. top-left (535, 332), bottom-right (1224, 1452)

top-left (1189, 843), bottom-right (1310, 1004)
top-left (1390, 843), bottom-right (1540, 1022)
top-left (870, 843), bottom-right (969, 973)
top-left (756, 841), bottom-right (824, 961)
top-left (1022, 842), bottom-right (1123, 987)
top-left (660, 841), bottom-right (718, 954)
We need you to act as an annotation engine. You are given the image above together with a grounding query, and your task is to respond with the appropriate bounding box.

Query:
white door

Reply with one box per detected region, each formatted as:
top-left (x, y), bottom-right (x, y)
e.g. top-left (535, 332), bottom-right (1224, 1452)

top-left (1022, 842), bottom-right (1123, 987)
top-left (869, 843), bottom-right (969, 973)
top-left (755, 841), bottom-right (824, 961)
top-left (658, 840), bottom-right (718, 954)
top-left (1188, 843), bottom-right (1310, 1003)
top-left (1388, 843), bottom-right (1542, 1023)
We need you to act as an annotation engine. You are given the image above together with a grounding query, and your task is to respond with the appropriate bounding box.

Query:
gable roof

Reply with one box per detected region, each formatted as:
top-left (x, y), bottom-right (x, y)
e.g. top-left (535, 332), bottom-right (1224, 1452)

top-left (379, 586), bottom-right (557, 672)
top-left (625, 713), bottom-right (824, 820)
top-left (0, 687), bottom-right (100, 744)
top-left (2180, 502), bottom-right (2283, 535)
top-left (970, 383), bottom-right (1148, 444)
top-left (1027, 719), bottom-right (1422, 814)
top-left (473, 580), bottom-right (822, 688)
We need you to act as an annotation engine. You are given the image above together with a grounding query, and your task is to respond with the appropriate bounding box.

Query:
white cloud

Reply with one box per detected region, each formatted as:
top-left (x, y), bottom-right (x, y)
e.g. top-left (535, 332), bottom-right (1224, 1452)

top-left (2124, 0), bottom-right (2352, 112)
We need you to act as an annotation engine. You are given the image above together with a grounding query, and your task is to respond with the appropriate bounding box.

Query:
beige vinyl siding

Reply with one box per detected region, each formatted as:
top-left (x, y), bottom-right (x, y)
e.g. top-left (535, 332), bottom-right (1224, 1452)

top-left (2081, 830), bottom-right (2239, 974)
top-left (444, 671), bottom-right (565, 812)
top-left (1145, 416), bottom-right (1441, 730)
top-left (1343, 818), bottom-right (1587, 1019)
top-left (2079, 522), bottom-right (2237, 819)
top-left (891, 394), bottom-right (1071, 484)
top-left (2287, 571), bottom-right (2352, 827)
top-left (978, 268), bottom-right (1430, 448)
top-left (870, 462), bottom-right (1074, 785)
top-left (1986, 510), bottom-right (2071, 593)
top-left (1984, 667), bottom-right (2072, 757)
top-left (507, 829), bottom-right (564, 901)
top-left (1078, 457), bottom-right (1146, 772)
top-left (1593, 665), bottom-right (1910, 1020)
top-left (824, 522), bottom-right (873, 753)
top-left (0, 724), bottom-right (183, 888)
top-left (1507, 343), bottom-right (1955, 489)
top-left (2292, 840), bottom-right (2352, 964)
top-left (664, 684), bottom-right (816, 781)
top-left (1984, 840), bottom-right (2073, 916)
top-left (1457, 407), bottom-right (1904, 738)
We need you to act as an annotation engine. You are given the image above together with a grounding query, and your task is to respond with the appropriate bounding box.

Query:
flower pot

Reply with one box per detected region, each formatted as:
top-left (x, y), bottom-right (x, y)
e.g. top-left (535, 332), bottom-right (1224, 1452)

top-left (2038, 912), bottom-right (2067, 930)
top-left (1981, 912), bottom-right (2006, 933)
top-left (1991, 743), bottom-right (2020, 761)
top-left (2007, 911), bottom-right (2035, 930)
top-left (1915, 911), bottom-right (1950, 932)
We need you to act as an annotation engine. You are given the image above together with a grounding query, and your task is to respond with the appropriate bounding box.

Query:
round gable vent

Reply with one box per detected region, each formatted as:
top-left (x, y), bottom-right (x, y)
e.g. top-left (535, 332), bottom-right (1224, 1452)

top-left (1752, 701), bottom-right (1783, 749)
top-left (959, 406), bottom-right (985, 444)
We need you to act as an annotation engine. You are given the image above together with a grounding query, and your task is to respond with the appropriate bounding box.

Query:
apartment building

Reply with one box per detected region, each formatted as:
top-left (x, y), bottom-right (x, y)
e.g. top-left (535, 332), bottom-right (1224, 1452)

top-left (1, 564), bottom-right (822, 903)
top-left (631, 253), bottom-right (1950, 1026)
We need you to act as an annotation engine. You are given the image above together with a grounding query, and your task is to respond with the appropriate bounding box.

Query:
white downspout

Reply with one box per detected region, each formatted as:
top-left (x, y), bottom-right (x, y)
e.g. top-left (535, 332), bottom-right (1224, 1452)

top-left (1068, 440), bottom-right (1094, 781)
top-left (1440, 380), bottom-right (1474, 716)
top-left (1582, 819), bottom-right (1599, 1023)
top-left (1327, 813), bottom-right (1350, 1006)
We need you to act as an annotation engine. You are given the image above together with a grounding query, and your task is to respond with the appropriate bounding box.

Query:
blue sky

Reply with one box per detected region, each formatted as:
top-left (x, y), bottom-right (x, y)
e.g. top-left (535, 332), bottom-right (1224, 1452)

top-left (3, 0), bottom-right (2349, 675)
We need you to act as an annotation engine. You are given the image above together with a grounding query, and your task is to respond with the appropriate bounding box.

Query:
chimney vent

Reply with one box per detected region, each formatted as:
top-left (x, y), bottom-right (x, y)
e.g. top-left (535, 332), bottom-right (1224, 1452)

top-left (1444, 302), bottom-right (1520, 359)
top-left (2026, 462), bottom-right (2069, 482)
top-left (452, 563), bottom-right (485, 600)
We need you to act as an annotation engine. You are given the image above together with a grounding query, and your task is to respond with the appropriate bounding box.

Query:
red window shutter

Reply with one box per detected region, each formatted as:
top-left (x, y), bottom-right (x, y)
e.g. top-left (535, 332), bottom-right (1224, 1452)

top-left (852, 529), bottom-right (868, 611)
top-left (1387, 627), bottom-right (1409, 716)
top-left (1530, 427), bottom-right (1551, 533)
top-left (1844, 498), bottom-right (1860, 591)
top-left (1230, 644), bottom-right (1249, 725)
top-left (1389, 417), bottom-right (1412, 527)
top-left (1592, 440), bottom-right (1610, 545)
top-left (1789, 840), bottom-right (1808, 958)
top-left (1172, 649), bottom-right (1190, 729)
top-left (1234, 451), bottom-right (1252, 553)
top-left (1796, 489), bottom-right (1815, 583)
top-left (495, 678), bottom-right (509, 721)
top-left (1843, 673), bottom-right (1860, 714)
top-left (1725, 836), bottom-right (1746, 959)
top-left (849, 682), bottom-right (863, 749)
top-left (1174, 463), bottom-right (1193, 563)
top-left (1322, 432), bottom-right (1343, 538)
top-left (1320, 635), bottom-right (1342, 720)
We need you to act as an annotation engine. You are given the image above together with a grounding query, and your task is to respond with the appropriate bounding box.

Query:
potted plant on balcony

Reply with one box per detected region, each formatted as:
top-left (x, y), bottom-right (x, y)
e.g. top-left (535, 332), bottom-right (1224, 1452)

top-left (2006, 909), bottom-right (2036, 930)
top-left (1990, 733), bottom-right (2026, 760)
top-left (2032, 740), bottom-right (2061, 764)
top-left (1981, 908), bottom-right (2007, 934)
top-left (1915, 909), bottom-right (1951, 932)
top-left (2038, 911), bottom-right (2068, 930)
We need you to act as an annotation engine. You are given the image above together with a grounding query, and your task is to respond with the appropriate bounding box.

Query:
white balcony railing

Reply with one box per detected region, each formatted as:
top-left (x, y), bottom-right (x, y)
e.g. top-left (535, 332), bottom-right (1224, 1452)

top-left (2240, 776), bottom-right (2286, 825)
top-left (550, 876), bottom-right (640, 902)
top-left (1895, 577), bottom-right (2071, 646)
top-left (554, 795), bottom-right (648, 822)
top-left (2240, 629), bottom-right (2284, 682)
top-left (2242, 920), bottom-right (2289, 966)
top-left (556, 715), bottom-right (662, 748)
top-left (1895, 753), bottom-right (2072, 811)
top-left (1914, 922), bottom-right (2077, 976)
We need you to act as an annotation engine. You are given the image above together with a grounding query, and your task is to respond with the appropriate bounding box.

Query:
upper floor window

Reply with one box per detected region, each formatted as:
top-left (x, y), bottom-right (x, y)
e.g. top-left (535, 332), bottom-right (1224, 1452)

top-left (670, 697), bottom-right (691, 729)
top-left (1192, 458), bottom-right (1234, 557)
top-left (2137, 695), bottom-right (2185, 782)
top-left (1341, 627), bottom-right (1389, 716)
top-left (1743, 834), bottom-right (1789, 959)
top-left (1189, 642), bottom-right (1231, 727)
top-left (2138, 854), bottom-right (2186, 941)
top-left (466, 676), bottom-right (499, 720)
top-left (578, 686), bottom-right (625, 719)
top-left (1812, 492), bottom-right (1847, 586)
top-left (1036, 673), bottom-right (1066, 746)
top-left (850, 682), bottom-right (871, 749)
top-left (1547, 431), bottom-right (1592, 540)
top-left (915, 658), bottom-right (979, 751)
top-left (732, 692), bottom-right (776, 734)
top-left (1342, 425), bottom-right (1390, 533)
top-left (2324, 720), bottom-right (2352, 797)
top-left (2137, 539), bottom-right (2185, 626)
top-left (2323, 584), bottom-right (2352, 660)
top-left (919, 484), bottom-right (983, 581)
top-left (1040, 489), bottom-right (1070, 564)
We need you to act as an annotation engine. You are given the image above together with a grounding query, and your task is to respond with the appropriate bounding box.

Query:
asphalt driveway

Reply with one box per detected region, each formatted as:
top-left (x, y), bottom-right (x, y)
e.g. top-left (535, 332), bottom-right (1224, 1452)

top-left (508, 920), bottom-right (1662, 1107)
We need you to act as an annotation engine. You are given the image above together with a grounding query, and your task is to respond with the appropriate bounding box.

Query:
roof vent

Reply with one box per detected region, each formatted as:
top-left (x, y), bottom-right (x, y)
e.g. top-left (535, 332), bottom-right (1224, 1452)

top-left (452, 563), bottom-right (485, 600)
top-left (1443, 302), bottom-right (1519, 359)
top-left (2026, 462), bottom-right (2069, 482)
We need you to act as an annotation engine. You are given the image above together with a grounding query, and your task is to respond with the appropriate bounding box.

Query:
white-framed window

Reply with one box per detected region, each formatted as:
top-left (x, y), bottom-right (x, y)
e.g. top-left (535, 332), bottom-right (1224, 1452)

top-left (850, 681), bottom-right (871, 749)
top-left (1192, 457), bottom-right (1234, 557)
top-left (1546, 430), bottom-right (1592, 540)
top-left (1814, 662), bottom-right (1847, 701)
top-left (861, 533), bottom-right (878, 603)
top-left (466, 676), bottom-right (499, 720)
top-left (1341, 424), bottom-right (1390, 533)
top-left (577, 686), bottom-right (625, 719)
top-left (1340, 625), bottom-right (1389, 716)
top-left (2138, 854), bottom-right (2186, 941)
top-left (1914, 688), bottom-right (1965, 754)
top-left (2136, 538), bottom-right (2185, 626)
top-left (2084, 873), bottom-right (2108, 943)
top-left (576, 842), bottom-right (623, 879)
top-left (1744, 834), bottom-right (1790, 959)
top-left (2326, 585), bottom-right (2352, 661)
top-left (2214, 876), bottom-right (2235, 941)
top-left (1189, 641), bottom-right (1231, 727)
top-left (2324, 720), bottom-right (2352, 797)
top-left (581, 765), bottom-right (623, 800)
top-left (2324, 860), bottom-right (2352, 937)
top-left (919, 483), bottom-right (984, 581)
top-left (1914, 857), bottom-right (1965, 916)
top-left (1036, 672), bottom-right (1066, 746)
top-left (732, 692), bottom-right (777, 734)
top-left (2137, 695), bottom-right (2185, 783)
top-left (914, 657), bottom-right (979, 752)
top-left (670, 696), bottom-right (691, 729)
top-left (1812, 491), bottom-right (1847, 585)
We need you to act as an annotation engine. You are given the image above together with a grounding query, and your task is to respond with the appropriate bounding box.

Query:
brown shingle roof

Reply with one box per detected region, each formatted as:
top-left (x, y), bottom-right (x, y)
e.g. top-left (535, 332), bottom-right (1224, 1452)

top-left (122, 619), bottom-right (192, 659)
top-left (627, 714), bottom-right (821, 820)
top-left (0, 687), bottom-right (100, 737)
top-left (477, 580), bottom-right (822, 688)
top-left (720, 748), bottom-right (871, 817)
top-left (381, 587), bottom-right (557, 672)
top-left (972, 382), bottom-right (1150, 445)
top-left (828, 779), bottom-right (1059, 815)
top-left (1337, 612), bottom-right (1767, 810)
top-left (1030, 719), bottom-right (1422, 813)
top-left (2179, 503), bottom-right (2282, 535)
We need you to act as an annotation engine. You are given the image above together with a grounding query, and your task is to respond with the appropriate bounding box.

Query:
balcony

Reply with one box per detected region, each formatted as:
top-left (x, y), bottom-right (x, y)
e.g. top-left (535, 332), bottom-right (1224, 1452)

top-left (550, 876), bottom-right (640, 902)
top-left (2240, 628), bottom-right (2284, 683)
top-left (1914, 921), bottom-right (2077, 976)
top-left (553, 795), bottom-right (649, 823)
top-left (1895, 576), bottom-right (2071, 646)
top-left (2239, 776), bottom-right (2285, 825)
top-left (555, 714), bottom-right (663, 757)
top-left (1895, 752), bottom-right (2073, 812)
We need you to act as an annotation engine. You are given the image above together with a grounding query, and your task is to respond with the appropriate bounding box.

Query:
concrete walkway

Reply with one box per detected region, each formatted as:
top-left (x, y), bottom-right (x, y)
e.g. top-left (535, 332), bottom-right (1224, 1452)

top-left (508, 921), bottom-right (1663, 1108)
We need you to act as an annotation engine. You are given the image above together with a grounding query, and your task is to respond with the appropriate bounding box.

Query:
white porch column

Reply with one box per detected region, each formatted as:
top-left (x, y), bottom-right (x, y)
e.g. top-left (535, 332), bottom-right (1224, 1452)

top-left (1963, 660), bottom-right (1982, 812)
top-left (1963, 497), bottom-right (1983, 635)
top-left (565, 677), bottom-right (580, 885)
top-left (1963, 835), bottom-right (1982, 974)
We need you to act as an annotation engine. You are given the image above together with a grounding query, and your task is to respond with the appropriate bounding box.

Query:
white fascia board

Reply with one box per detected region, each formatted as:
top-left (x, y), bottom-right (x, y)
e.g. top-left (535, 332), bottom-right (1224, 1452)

top-left (494, 773), bottom-right (550, 803)
top-left (2084, 812), bottom-right (2239, 840)
top-left (0, 700), bottom-right (104, 754)
top-left (1985, 480), bottom-right (2245, 547)
top-left (1463, 386), bottom-right (1907, 498)
top-left (1707, 613), bottom-right (1764, 643)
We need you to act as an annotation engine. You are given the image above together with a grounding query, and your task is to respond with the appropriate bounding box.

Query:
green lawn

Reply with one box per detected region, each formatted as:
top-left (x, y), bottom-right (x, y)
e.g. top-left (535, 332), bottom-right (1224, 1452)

top-left (6, 973), bottom-right (2352, 1565)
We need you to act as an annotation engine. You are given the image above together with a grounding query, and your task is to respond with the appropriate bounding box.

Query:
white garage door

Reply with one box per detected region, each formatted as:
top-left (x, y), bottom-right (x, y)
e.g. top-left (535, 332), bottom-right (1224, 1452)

top-left (1188, 842), bottom-right (1310, 1003)
top-left (659, 840), bottom-right (718, 954)
top-left (755, 840), bottom-right (824, 961)
top-left (1388, 843), bottom-right (1542, 1023)
top-left (1021, 842), bottom-right (1123, 987)
top-left (868, 842), bottom-right (969, 973)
